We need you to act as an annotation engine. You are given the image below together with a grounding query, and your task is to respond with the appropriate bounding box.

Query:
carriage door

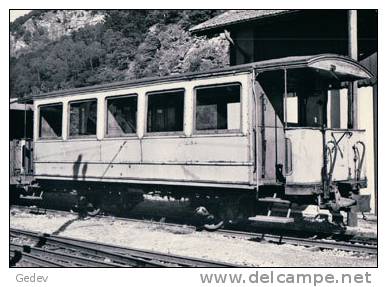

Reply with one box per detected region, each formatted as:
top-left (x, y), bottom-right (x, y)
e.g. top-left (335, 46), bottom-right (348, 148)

top-left (256, 71), bottom-right (286, 184)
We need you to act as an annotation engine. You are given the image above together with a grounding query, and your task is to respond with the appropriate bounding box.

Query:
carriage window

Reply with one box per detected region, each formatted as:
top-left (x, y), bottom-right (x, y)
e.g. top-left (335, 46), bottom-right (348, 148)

top-left (69, 99), bottom-right (97, 136)
top-left (286, 92), bottom-right (299, 125)
top-left (106, 95), bottom-right (137, 136)
top-left (195, 84), bottom-right (241, 131)
top-left (39, 104), bottom-right (63, 139)
top-left (147, 90), bottom-right (184, 133)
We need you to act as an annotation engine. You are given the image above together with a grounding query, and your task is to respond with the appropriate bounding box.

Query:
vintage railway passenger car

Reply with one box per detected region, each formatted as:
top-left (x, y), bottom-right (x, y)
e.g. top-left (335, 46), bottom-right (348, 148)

top-left (28, 54), bottom-right (372, 227)
top-left (10, 99), bottom-right (34, 202)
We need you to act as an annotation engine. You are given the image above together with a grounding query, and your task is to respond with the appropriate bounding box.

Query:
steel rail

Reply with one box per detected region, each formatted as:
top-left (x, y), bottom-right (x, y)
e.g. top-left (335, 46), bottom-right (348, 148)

top-left (10, 246), bottom-right (66, 267)
top-left (10, 228), bottom-right (237, 267)
top-left (11, 242), bottom-right (122, 267)
top-left (10, 247), bottom-right (57, 267)
top-left (42, 238), bottom-right (174, 267)
top-left (10, 231), bottom-right (174, 267)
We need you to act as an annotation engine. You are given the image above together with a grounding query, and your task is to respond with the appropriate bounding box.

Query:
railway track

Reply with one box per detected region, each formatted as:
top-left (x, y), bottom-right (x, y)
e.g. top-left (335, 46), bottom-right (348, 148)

top-left (10, 228), bottom-right (238, 267)
top-left (10, 242), bottom-right (122, 267)
top-left (11, 205), bottom-right (377, 256)
top-left (116, 218), bottom-right (377, 254)
top-left (216, 229), bottom-right (377, 255)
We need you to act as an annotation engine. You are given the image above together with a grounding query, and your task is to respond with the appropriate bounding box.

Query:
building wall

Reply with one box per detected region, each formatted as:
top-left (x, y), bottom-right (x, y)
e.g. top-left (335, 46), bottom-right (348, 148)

top-left (228, 10), bottom-right (377, 65)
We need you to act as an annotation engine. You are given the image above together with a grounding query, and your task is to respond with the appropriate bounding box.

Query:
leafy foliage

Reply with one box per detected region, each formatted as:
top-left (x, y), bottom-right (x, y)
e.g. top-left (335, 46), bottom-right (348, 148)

top-left (10, 10), bottom-right (228, 98)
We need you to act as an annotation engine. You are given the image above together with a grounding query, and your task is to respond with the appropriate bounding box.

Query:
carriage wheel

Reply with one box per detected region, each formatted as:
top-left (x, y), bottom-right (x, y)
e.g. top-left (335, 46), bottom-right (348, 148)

top-left (203, 219), bottom-right (224, 231)
top-left (86, 202), bottom-right (101, 217)
top-left (75, 195), bottom-right (101, 217)
top-left (194, 206), bottom-right (224, 231)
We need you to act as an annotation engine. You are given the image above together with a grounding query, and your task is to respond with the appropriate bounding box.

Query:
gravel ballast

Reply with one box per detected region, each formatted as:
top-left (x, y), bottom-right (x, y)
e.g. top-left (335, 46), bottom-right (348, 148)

top-left (10, 207), bottom-right (377, 267)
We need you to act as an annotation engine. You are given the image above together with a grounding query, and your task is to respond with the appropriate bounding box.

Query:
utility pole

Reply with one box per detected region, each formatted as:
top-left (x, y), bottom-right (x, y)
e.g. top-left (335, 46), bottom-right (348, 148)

top-left (347, 10), bottom-right (359, 227)
top-left (348, 10), bottom-right (358, 129)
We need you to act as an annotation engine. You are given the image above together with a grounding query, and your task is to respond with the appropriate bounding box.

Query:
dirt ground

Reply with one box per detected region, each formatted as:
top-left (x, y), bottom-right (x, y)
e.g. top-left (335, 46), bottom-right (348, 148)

top-left (10, 207), bottom-right (377, 267)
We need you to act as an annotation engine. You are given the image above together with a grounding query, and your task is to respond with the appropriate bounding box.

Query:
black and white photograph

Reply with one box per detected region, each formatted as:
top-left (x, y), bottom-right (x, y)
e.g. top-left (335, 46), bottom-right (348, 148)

top-left (5, 4), bottom-right (382, 287)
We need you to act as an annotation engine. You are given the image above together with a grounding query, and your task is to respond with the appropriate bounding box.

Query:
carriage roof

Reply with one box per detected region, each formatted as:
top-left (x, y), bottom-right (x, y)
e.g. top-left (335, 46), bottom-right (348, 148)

top-left (29, 54), bottom-right (372, 101)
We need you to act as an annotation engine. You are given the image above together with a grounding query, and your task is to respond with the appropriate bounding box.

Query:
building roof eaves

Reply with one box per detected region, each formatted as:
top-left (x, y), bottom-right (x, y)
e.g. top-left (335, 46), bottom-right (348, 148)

top-left (189, 10), bottom-right (297, 33)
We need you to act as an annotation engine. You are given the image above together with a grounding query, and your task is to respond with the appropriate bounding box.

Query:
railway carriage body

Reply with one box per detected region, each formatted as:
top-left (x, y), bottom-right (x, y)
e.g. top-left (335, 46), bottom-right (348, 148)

top-left (33, 73), bottom-right (253, 188)
top-left (29, 54), bottom-right (372, 224)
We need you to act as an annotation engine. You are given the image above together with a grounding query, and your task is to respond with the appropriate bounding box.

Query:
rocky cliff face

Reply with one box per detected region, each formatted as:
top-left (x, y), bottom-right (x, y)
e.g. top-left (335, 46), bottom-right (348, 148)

top-left (10, 10), bottom-right (105, 57)
top-left (129, 24), bottom-right (229, 79)
top-left (10, 10), bottom-right (229, 98)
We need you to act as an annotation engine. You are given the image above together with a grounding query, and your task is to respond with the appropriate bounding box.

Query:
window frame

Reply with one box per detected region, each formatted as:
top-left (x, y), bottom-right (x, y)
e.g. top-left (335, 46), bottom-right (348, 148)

top-left (37, 102), bottom-right (64, 140)
top-left (285, 91), bottom-right (299, 127)
top-left (193, 82), bottom-right (243, 135)
top-left (67, 98), bottom-right (98, 139)
top-left (144, 88), bottom-right (186, 137)
top-left (104, 93), bottom-right (138, 138)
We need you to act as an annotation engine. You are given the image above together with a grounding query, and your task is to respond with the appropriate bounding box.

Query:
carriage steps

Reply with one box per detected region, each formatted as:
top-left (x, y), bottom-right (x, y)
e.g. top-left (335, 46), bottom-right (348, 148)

top-left (248, 215), bottom-right (294, 224)
top-left (19, 191), bottom-right (44, 201)
top-left (248, 194), bottom-right (295, 224)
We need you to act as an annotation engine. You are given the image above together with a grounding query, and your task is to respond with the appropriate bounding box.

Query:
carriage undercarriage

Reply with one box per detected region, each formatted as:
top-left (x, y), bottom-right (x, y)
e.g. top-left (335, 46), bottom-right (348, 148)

top-left (13, 172), bottom-right (370, 231)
